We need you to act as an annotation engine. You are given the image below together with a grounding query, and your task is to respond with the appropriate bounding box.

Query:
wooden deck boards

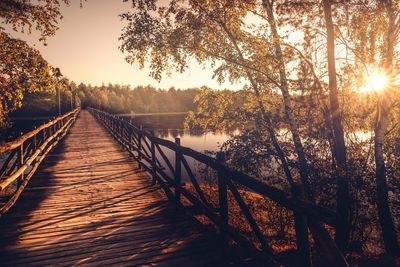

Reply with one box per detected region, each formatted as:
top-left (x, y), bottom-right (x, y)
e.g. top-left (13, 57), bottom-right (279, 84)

top-left (0, 111), bottom-right (241, 266)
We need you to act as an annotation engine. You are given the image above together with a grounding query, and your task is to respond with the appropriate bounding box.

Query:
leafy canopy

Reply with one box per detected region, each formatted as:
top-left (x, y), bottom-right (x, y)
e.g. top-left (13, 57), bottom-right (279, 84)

top-left (0, 0), bottom-right (73, 127)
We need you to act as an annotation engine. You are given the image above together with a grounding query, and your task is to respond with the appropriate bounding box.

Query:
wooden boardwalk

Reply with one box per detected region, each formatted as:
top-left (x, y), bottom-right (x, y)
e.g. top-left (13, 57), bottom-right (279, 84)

top-left (0, 111), bottom-right (241, 266)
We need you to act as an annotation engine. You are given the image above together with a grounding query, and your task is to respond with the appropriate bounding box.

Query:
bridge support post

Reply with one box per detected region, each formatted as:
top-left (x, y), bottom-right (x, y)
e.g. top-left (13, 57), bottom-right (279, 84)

top-left (121, 121), bottom-right (127, 151)
top-left (42, 128), bottom-right (46, 144)
top-left (33, 128), bottom-right (37, 152)
top-left (18, 142), bottom-right (25, 188)
top-left (174, 138), bottom-right (181, 201)
top-left (118, 120), bottom-right (122, 140)
top-left (138, 125), bottom-right (143, 169)
top-left (150, 131), bottom-right (157, 186)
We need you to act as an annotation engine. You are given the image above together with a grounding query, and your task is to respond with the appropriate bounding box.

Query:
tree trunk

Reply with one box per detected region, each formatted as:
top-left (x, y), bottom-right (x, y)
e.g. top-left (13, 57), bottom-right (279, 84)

top-left (262, 0), bottom-right (310, 195)
top-left (218, 22), bottom-right (295, 186)
top-left (322, 0), bottom-right (351, 251)
top-left (374, 101), bottom-right (400, 256)
top-left (374, 1), bottom-right (400, 256)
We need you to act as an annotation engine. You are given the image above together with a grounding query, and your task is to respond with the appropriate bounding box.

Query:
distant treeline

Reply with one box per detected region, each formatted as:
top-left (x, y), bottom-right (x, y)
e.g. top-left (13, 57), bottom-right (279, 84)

top-left (76, 84), bottom-right (201, 114)
top-left (10, 83), bottom-right (204, 117)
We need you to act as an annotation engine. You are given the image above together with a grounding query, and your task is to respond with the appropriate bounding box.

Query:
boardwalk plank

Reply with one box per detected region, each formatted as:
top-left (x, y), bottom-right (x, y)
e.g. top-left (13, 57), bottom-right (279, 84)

top-left (0, 111), bottom-right (248, 266)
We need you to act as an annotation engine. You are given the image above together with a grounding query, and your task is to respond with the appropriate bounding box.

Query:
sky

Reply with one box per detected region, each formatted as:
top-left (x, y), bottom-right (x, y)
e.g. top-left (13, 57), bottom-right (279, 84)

top-left (5, 0), bottom-right (243, 90)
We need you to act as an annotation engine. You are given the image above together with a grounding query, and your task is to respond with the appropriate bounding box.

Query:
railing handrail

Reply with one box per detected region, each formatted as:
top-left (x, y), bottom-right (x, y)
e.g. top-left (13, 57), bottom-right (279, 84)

top-left (0, 108), bottom-right (80, 153)
top-left (0, 108), bottom-right (80, 216)
top-left (89, 108), bottom-right (335, 224)
top-left (89, 107), bottom-right (349, 267)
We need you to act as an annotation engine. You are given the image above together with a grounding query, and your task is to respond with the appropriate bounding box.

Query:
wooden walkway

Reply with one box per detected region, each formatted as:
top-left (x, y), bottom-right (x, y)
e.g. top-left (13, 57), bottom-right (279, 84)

top-left (0, 111), bottom-right (241, 266)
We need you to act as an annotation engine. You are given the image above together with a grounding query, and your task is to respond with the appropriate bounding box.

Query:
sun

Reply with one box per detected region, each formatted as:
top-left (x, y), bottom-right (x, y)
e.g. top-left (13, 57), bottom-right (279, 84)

top-left (361, 71), bottom-right (388, 93)
top-left (368, 73), bottom-right (388, 91)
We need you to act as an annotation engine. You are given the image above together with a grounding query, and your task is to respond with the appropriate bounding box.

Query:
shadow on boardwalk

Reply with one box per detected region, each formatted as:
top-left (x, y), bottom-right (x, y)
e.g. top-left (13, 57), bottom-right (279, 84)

top-left (0, 111), bottom-right (255, 266)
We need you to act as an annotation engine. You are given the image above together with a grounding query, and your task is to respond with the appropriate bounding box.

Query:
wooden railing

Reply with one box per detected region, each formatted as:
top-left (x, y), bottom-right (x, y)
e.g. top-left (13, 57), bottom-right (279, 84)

top-left (89, 108), bottom-right (349, 267)
top-left (0, 108), bottom-right (80, 216)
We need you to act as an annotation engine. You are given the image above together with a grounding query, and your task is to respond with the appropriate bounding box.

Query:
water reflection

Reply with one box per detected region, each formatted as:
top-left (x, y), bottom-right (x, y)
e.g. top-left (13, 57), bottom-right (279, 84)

top-left (121, 113), bottom-right (237, 183)
top-left (122, 113), bottom-right (238, 153)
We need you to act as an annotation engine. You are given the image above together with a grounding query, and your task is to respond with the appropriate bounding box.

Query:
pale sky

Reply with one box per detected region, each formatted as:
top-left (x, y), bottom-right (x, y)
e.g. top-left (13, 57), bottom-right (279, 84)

top-left (4, 0), bottom-right (243, 90)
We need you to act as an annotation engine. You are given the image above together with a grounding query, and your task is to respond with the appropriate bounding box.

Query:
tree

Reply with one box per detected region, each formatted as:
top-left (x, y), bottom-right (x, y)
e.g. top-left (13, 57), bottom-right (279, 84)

top-left (119, 0), bottom-right (400, 257)
top-left (0, 0), bottom-right (72, 126)
top-left (322, 0), bottom-right (350, 251)
top-left (372, 0), bottom-right (400, 256)
top-left (72, 82), bottom-right (200, 113)
top-left (0, 0), bottom-right (71, 42)
top-left (120, 0), bottom-right (314, 194)
top-left (338, 0), bottom-right (400, 255)
top-left (0, 31), bottom-right (58, 127)
top-left (261, 0), bottom-right (310, 193)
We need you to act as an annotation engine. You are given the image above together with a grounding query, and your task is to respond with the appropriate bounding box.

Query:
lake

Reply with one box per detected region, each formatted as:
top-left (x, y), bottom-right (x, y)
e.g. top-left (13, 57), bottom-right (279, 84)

top-left (1, 112), bottom-right (374, 183)
top-left (1, 113), bottom-right (234, 154)
top-left (121, 113), bottom-right (237, 153)
top-left (0, 113), bottom-right (233, 187)
top-left (0, 117), bottom-right (50, 143)
top-left (121, 113), bottom-right (238, 182)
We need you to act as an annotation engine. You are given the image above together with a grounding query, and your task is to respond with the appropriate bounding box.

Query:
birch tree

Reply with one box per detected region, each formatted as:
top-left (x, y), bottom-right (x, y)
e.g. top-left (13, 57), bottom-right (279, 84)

top-left (120, 0), bottom-right (314, 195)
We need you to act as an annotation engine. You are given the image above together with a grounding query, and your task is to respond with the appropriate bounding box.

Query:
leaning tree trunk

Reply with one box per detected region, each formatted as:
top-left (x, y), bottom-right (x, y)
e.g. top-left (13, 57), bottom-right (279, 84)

top-left (374, 0), bottom-right (400, 256)
top-left (374, 99), bottom-right (400, 256)
top-left (218, 21), bottom-right (296, 186)
top-left (262, 0), bottom-right (310, 196)
top-left (322, 0), bottom-right (351, 252)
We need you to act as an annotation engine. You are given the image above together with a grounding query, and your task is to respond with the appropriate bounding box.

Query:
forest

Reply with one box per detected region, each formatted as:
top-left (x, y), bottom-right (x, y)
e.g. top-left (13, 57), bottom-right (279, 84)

top-left (1, 0), bottom-right (400, 265)
top-left (10, 83), bottom-right (202, 117)
top-left (119, 0), bottom-right (400, 262)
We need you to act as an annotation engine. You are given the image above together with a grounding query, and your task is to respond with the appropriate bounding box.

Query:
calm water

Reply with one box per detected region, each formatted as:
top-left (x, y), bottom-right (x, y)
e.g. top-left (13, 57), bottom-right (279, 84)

top-left (2, 113), bottom-right (374, 182)
top-left (122, 113), bottom-right (237, 153)
top-left (1, 113), bottom-right (232, 184)
top-left (121, 113), bottom-right (238, 182)
top-left (0, 118), bottom-right (50, 143)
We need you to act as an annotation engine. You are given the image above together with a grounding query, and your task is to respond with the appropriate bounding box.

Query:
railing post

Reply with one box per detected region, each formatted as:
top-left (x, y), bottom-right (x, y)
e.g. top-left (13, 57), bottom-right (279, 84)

top-left (138, 125), bottom-right (143, 169)
top-left (33, 128), bottom-right (37, 151)
top-left (18, 141), bottom-right (24, 188)
top-left (48, 123), bottom-right (51, 137)
top-left (120, 120), bottom-right (123, 138)
top-left (150, 131), bottom-right (157, 185)
top-left (121, 121), bottom-right (125, 141)
top-left (124, 123), bottom-right (129, 142)
top-left (217, 152), bottom-right (228, 243)
top-left (117, 119), bottom-right (120, 136)
top-left (120, 119), bottom-right (124, 139)
top-left (57, 120), bottom-right (60, 134)
top-left (126, 126), bottom-right (133, 156)
top-left (128, 119), bottom-right (134, 144)
top-left (174, 137), bottom-right (182, 201)
top-left (293, 183), bottom-right (312, 267)
top-left (120, 121), bottom-right (126, 151)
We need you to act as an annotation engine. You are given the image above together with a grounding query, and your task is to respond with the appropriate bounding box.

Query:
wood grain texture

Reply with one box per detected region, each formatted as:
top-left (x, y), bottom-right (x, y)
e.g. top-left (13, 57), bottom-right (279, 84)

top-left (0, 111), bottom-right (251, 266)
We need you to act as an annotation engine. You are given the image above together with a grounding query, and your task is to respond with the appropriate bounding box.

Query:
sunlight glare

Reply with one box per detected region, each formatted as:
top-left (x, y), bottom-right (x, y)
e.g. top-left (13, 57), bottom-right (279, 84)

top-left (361, 72), bottom-right (388, 93)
